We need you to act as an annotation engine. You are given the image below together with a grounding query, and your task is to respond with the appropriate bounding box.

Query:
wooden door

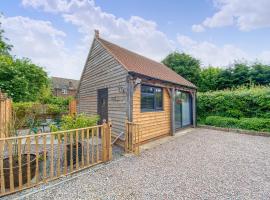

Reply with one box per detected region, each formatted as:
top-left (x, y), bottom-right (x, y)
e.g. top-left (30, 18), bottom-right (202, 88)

top-left (97, 88), bottom-right (108, 124)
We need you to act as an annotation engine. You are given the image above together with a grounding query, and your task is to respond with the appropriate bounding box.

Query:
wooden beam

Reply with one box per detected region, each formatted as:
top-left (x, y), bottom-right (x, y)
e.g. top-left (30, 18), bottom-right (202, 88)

top-left (170, 88), bottom-right (175, 135)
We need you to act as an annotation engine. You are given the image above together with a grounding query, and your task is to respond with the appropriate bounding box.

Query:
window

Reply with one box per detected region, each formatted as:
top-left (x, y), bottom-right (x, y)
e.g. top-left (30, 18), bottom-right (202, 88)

top-left (141, 85), bottom-right (163, 111)
top-left (62, 88), bottom-right (68, 94)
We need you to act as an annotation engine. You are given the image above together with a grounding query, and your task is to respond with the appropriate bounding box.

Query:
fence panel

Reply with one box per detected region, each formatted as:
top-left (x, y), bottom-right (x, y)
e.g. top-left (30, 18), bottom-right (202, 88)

top-left (125, 121), bottom-right (141, 155)
top-left (0, 92), bottom-right (12, 139)
top-left (69, 99), bottom-right (77, 115)
top-left (0, 122), bottom-right (112, 197)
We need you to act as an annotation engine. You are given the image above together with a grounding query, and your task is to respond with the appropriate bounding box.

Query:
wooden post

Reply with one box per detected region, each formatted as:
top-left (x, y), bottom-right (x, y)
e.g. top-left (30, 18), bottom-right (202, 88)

top-left (107, 119), bottom-right (112, 161)
top-left (124, 119), bottom-right (128, 152)
top-left (102, 120), bottom-right (112, 162)
top-left (171, 88), bottom-right (175, 135)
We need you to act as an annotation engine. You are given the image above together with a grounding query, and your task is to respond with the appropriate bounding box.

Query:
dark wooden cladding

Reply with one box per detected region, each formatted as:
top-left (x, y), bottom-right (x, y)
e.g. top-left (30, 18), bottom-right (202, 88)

top-left (78, 39), bottom-right (128, 135)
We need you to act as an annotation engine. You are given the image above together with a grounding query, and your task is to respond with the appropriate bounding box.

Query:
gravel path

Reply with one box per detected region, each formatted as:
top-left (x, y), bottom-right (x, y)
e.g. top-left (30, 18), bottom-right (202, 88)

top-left (15, 128), bottom-right (270, 199)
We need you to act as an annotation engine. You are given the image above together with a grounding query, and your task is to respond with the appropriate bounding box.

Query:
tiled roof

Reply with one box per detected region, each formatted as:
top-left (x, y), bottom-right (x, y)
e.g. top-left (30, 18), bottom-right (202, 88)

top-left (51, 77), bottom-right (79, 90)
top-left (97, 37), bottom-right (196, 88)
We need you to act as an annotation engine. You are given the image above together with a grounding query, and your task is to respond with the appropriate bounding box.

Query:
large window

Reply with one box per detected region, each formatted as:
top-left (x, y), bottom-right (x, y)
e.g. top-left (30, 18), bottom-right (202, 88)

top-left (141, 85), bottom-right (163, 111)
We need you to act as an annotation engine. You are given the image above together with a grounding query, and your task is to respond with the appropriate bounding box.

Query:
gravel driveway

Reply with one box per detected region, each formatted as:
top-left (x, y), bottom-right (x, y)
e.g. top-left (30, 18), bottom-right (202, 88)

top-left (14, 128), bottom-right (270, 199)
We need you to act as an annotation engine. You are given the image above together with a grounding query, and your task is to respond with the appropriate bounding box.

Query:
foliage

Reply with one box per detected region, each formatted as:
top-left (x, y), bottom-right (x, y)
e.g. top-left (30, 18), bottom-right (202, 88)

top-left (204, 116), bottom-right (270, 132)
top-left (204, 116), bottom-right (239, 128)
top-left (162, 52), bottom-right (201, 86)
top-left (205, 63), bottom-right (270, 91)
top-left (0, 21), bottom-right (12, 55)
top-left (13, 102), bottom-right (68, 128)
top-left (50, 113), bottom-right (99, 132)
top-left (0, 56), bottom-right (49, 102)
top-left (198, 67), bottom-right (222, 92)
top-left (162, 52), bottom-right (270, 92)
top-left (0, 22), bottom-right (49, 102)
top-left (197, 86), bottom-right (270, 120)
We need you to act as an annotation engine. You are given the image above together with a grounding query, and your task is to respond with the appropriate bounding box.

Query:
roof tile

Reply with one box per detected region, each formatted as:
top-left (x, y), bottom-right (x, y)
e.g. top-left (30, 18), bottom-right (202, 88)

top-left (97, 38), bottom-right (196, 88)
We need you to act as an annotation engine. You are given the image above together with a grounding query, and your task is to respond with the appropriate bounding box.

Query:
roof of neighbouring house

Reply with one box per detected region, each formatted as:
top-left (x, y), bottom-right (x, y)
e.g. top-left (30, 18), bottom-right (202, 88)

top-left (51, 77), bottom-right (79, 90)
top-left (96, 36), bottom-right (196, 88)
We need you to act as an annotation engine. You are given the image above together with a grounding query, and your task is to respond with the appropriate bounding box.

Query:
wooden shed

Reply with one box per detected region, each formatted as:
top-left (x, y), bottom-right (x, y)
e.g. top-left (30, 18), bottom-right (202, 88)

top-left (77, 30), bottom-right (197, 144)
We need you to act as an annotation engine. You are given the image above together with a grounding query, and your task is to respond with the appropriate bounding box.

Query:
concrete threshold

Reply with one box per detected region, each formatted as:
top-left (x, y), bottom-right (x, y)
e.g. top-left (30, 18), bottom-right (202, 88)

top-left (140, 128), bottom-right (194, 152)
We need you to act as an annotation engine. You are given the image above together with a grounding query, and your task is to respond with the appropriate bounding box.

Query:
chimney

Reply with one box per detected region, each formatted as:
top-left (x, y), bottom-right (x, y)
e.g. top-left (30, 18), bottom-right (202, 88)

top-left (94, 29), bottom-right (99, 38)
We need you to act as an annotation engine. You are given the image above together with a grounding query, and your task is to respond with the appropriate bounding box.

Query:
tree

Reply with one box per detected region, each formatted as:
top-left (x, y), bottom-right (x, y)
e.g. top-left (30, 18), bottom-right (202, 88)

top-left (162, 52), bottom-right (201, 86)
top-left (250, 63), bottom-right (270, 85)
top-left (0, 22), bottom-right (49, 102)
top-left (232, 63), bottom-right (251, 86)
top-left (198, 67), bottom-right (222, 92)
top-left (0, 57), bottom-right (49, 102)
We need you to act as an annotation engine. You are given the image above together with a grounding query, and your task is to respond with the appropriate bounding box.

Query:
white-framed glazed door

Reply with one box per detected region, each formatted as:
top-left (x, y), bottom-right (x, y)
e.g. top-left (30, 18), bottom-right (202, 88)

top-left (181, 92), bottom-right (192, 127)
top-left (174, 90), bottom-right (182, 129)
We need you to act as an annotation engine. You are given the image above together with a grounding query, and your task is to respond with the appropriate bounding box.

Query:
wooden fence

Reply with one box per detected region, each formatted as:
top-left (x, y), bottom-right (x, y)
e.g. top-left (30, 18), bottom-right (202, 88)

top-left (69, 99), bottom-right (77, 116)
top-left (125, 121), bottom-right (141, 155)
top-left (0, 121), bottom-right (112, 197)
top-left (0, 92), bottom-right (12, 139)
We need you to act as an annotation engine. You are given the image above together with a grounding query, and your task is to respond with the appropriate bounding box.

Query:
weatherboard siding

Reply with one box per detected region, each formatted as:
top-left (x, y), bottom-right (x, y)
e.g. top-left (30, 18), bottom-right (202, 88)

top-left (132, 85), bottom-right (171, 142)
top-left (78, 39), bottom-right (128, 134)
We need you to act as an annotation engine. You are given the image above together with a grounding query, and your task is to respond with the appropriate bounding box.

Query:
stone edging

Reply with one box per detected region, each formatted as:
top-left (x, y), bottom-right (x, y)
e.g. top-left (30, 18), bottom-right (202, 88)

top-left (197, 125), bottom-right (270, 137)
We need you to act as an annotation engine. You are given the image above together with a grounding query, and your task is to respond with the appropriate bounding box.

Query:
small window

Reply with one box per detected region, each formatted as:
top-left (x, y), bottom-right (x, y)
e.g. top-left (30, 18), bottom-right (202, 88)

top-left (62, 88), bottom-right (68, 94)
top-left (141, 85), bottom-right (163, 111)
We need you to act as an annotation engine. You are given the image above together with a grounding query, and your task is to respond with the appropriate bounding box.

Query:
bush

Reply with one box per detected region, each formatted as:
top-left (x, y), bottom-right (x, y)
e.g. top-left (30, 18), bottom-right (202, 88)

top-left (204, 116), bottom-right (270, 132)
top-left (238, 118), bottom-right (270, 132)
top-left (50, 113), bottom-right (99, 132)
top-left (197, 86), bottom-right (270, 120)
top-left (205, 116), bottom-right (238, 128)
top-left (13, 102), bottom-right (68, 128)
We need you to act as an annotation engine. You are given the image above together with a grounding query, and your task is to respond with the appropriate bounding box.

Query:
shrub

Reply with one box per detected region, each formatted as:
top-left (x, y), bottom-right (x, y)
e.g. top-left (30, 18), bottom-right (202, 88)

top-left (238, 118), bottom-right (270, 132)
top-left (205, 116), bottom-right (238, 128)
top-left (13, 102), bottom-right (68, 128)
top-left (198, 86), bottom-right (270, 119)
top-left (50, 113), bottom-right (99, 131)
top-left (204, 116), bottom-right (270, 132)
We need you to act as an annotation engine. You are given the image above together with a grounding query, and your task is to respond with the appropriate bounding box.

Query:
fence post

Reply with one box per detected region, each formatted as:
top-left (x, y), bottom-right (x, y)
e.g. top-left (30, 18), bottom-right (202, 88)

top-left (124, 118), bottom-right (128, 152)
top-left (102, 119), bottom-right (112, 162)
top-left (107, 119), bottom-right (112, 161)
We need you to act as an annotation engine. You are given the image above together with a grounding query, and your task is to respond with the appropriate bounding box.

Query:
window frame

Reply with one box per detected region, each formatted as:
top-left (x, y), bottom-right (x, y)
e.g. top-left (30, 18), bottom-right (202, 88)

top-left (62, 88), bottom-right (68, 95)
top-left (140, 84), bottom-right (163, 112)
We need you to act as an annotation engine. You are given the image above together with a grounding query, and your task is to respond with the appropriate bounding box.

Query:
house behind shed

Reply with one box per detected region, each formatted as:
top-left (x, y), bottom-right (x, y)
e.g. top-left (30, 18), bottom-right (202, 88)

top-left (77, 30), bottom-right (197, 143)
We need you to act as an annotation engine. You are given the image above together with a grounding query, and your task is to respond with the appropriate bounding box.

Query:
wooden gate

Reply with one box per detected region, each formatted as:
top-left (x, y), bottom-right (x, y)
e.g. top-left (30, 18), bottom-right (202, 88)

top-left (125, 121), bottom-right (141, 155)
top-left (0, 121), bottom-right (112, 197)
top-left (0, 91), bottom-right (12, 139)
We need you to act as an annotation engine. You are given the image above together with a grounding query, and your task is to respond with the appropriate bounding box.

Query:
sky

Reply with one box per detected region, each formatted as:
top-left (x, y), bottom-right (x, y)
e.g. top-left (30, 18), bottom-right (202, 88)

top-left (1, 0), bottom-right (270, 79)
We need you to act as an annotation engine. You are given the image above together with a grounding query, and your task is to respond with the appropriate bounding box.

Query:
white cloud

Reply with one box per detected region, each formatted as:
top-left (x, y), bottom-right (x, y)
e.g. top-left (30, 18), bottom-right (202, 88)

top-left (193, 0), bottom-right (270, 31)
top-left (177, 35), bottom-right (248, 66)
top-left (191, 24), bottom-right (205, 32)
top-left (258, 51), bottom-right (270, 64)
top-left (22, 0), bottom-right (174, 62)
top-left (1, 16), bottom-right (86, 79)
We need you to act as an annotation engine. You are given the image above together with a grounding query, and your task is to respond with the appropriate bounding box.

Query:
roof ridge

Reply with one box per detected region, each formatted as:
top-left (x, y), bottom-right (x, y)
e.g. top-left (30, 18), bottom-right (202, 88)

top-left (96, 36), bottom-right (196, 88)
top-left (98, 37), bottom-right (165, 67)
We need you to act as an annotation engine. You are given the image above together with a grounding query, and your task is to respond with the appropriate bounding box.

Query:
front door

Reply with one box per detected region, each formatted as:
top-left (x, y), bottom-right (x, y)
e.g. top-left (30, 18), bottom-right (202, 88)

top-left (97, 88), bottom-right (108, 124)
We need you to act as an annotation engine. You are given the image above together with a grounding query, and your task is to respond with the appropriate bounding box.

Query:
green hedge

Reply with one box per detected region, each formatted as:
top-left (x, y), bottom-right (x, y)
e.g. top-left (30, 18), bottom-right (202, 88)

top-left (204, 116), bottom-right (270, 132)
top-left (197, 86), bottom-right (270, 120)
